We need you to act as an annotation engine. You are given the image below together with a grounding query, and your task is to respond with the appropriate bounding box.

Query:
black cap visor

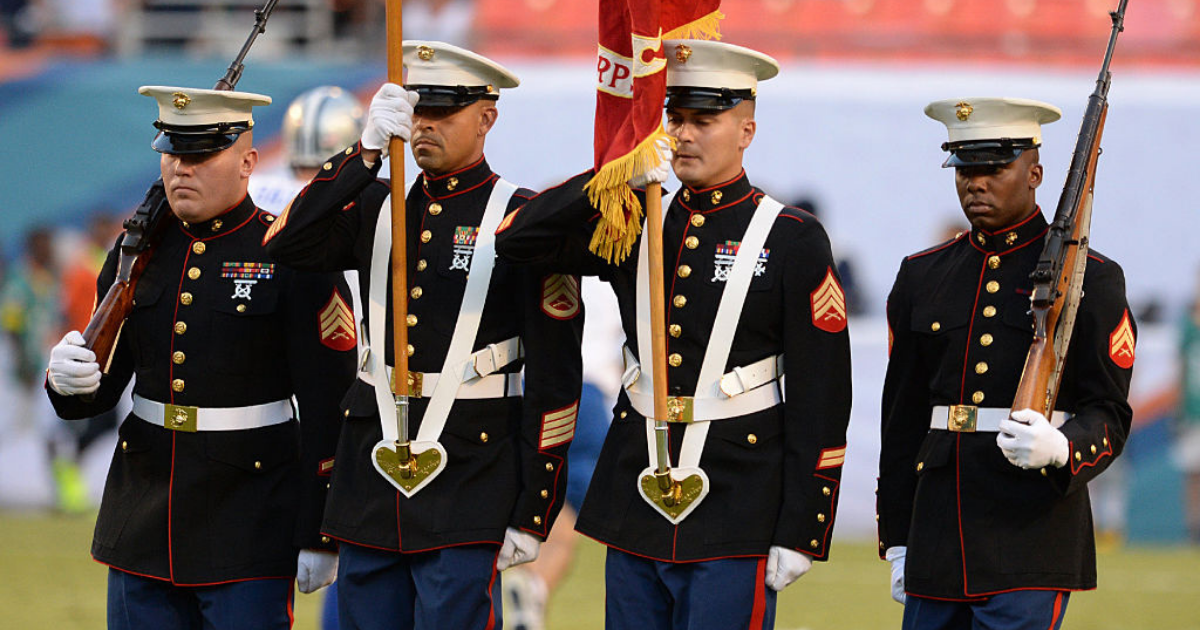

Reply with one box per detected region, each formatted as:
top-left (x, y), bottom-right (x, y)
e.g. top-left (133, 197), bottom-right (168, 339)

top-left (407, 85), bottom-right (497, 109)
top-left (151, 121), bottom-right (251, 155)
top-left (942, 139), bottom-right (1037, 168)
top-left (665, 86), bottom-right (755, 111)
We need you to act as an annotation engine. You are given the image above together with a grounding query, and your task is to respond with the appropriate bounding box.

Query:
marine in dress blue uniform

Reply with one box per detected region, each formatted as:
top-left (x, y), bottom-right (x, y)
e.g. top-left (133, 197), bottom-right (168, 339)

top-left (263, 42), bottom-right (583, 630)
top-left (44, 86), bottom-right (357, 629)
top-left (877, 98), bottom-right (1136, 630)
top-left (496, 40), bottom-right (853, 630)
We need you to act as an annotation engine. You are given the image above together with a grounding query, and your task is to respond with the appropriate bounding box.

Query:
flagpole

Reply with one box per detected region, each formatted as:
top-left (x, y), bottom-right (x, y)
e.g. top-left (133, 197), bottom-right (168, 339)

top-left (385, 0), bottom-right (414, 475)
top-left (645, 182), bottom-right (680, 505)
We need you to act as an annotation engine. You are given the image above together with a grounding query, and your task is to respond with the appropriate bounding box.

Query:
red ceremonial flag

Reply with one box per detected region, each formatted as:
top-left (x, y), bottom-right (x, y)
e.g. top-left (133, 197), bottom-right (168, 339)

top-left (587, 0), bottom-right (723, 263)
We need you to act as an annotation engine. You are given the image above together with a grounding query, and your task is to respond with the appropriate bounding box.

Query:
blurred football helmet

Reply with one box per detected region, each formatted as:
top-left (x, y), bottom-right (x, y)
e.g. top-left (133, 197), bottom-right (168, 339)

top-left (282, 86), bottom-right (366, 170)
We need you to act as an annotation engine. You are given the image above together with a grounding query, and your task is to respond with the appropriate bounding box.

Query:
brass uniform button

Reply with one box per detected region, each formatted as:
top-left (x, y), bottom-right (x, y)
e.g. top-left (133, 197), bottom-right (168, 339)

top-left (180, 292), bottom-right (193, 306)
top-left (986, 281), bottom-right (1000, 294)
top-left (1041, 468), bottom-right (1048, 477)
top-left (406, 314), bottom-right (418, 327)
top-left (174, 322), bottom-right (187, 335)
top-left (673, 295), bottom-right (687, 308)
top-left (916, 462), bottom-right (924, 472)
top-left (668, 353), bottom-right (683, 367)
top-left (817, 513), bottom-right (826, 523)
top-left (746, 434), bottom-right (757, 445)
top-left (711, 190), bottom-right (723, 205)
top-left (187, 267), bottom-right (201, 280)
top-left (254, 461), bottom-right (263, 470)
top-left (411, 287), bottom-right (423, 299)
top-left (1090, 444), bottom-right (1097, 454)
top-left (1103, 437), bottom-right (1109, 447)
top-left (172, 351), bottom-right (186, 365)
top-left (416, 259), bottom-right (428, 272)
top-left (172, 379), bottom-right (185, 392)
top-left (1075, 451), bottom-right (1082, 462)
top-left (344, 409), bottom-right (350, 418)
top-left (121, 441), bottom-right (128, 452)
top-left (192, 241), bottom-right (206, 255)
top-left (809, 539), bottom-right (819, 549)
top-left (447, 178), bottom-right (459, 191)
top-left (678, 265), bottom-right (692, 278)
top-left (480, 432), bottom-right (489, 443)
top-left (346, 147), bottom-right (354, 155)
top-left (620, 411), bottom-right (628, 419)
top-left (983, 305), bottom-right (996, 318)
top-left (545, 462), bottom-right (554, 472)
top-left (321, 535), bottom-right (331, 544)
top-left (428, 203), bottom-right (443, 216)
top-left (822, 486), bottom-right (831, 497)
top-left (980, 333), bottom-right (994, 346)
top-left (880, 541), bottom-right (886, 550)
top-left (237, 304), bottom-right (247, 313)
top-left (690, 214), bottom-right (705, 227)
top-left (669, 324), bottom-right (682, 338)
top-left (988, 255), bottom-right (1001, 269)
top-left (533, 516), bottom-right (542, 526)
top-left (420, 230), bottom-right (432, 243)
top-left (540, 489), bottom-right (549, 499)
top-left (972, 391), bottom-right (985, 404)
top-left (975, 362), bottom-right (988, 374)
top-left (323, 162), bottom-right (332, 171)
top-left (685, 236), bottom-right (699, 249)
top-left (931, 321), bottom-right (941, 332)
top-left (406, 344), bottom-right (415, 357)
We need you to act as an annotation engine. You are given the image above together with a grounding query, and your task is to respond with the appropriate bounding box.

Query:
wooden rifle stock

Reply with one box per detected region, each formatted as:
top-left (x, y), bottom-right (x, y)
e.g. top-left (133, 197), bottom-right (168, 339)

top-left (1011, 0), bottom-right (1125, 417)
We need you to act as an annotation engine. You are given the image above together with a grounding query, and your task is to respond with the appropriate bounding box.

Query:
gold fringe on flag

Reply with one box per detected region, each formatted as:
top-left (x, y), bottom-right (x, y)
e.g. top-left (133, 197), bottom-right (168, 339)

top-left (584, 127), bottom-right (675, 264)
top-left (662, 10), bottom-right (724, 41)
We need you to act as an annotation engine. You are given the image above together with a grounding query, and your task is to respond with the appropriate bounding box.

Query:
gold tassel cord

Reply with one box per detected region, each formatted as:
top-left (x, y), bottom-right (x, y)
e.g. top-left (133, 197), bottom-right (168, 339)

top-left (662, 10), bottom-right (724, 41)
top-left (584, 128), bottom-right (675, 264)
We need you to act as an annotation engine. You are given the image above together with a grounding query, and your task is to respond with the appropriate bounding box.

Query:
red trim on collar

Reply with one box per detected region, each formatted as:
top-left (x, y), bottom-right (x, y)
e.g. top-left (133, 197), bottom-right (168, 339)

top-left (424, 155), bottom-right (486, 181)
top-left (906, 233), bottom-right (966, 261)
top-left (685, 169), bottom-right (747, 194)
top-left (975, 206), bottom-right (1042, 237)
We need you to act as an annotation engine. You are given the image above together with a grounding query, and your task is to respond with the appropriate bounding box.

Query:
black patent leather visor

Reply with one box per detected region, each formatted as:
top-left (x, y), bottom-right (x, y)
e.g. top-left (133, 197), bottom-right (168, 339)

top-left (408, 85), bottom-right (497, 108)
top-left (942, 139), bottom-right (1038, 168)
top-left (665, 87), bottom-right (755, 111)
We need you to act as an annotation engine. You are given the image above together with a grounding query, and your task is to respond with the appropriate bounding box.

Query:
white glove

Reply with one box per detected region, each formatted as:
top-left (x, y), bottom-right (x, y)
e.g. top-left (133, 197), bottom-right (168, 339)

top-left (629, 136), bottom-right (673, 188)
top-left (764, 545), bottom-right (812, 591)
top-left (885, 546), bottom-right (907, 605)
top-left (296, 549), bottom-right (338, 594)
top-left (997, 408), bottom-right (1070, 470)
top-left (496, 527), bottom-right (541, 571)
top-left (361, 83), bottom-right (419, 157)
top-left (47, 331), bottom-right (101, 396)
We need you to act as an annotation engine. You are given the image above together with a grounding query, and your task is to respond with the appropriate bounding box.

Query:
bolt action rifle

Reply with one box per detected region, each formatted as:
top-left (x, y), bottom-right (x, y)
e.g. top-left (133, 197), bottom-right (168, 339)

top-left (1010, 0), bottom-right (1128, 418)
top-left (81, 0), bottom-right (280, 374)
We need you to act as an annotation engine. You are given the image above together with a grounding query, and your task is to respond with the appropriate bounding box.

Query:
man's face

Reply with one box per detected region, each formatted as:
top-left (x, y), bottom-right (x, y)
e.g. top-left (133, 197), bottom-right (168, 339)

top-left (161, 133), bottom-right (257, 223)
top-left (664, 101), bottom-right (755, 189)
top-left (410, 100), bottom-right (496, 176)
top-left (954, 150), bottom-right (1043, 232)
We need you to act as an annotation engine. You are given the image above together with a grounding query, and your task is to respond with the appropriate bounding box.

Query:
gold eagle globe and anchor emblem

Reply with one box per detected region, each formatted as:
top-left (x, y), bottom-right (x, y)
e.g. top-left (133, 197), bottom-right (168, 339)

top-left (172, 92), bottom-right (192, 110)
top-left (955, 101), bottom-right (974, 121)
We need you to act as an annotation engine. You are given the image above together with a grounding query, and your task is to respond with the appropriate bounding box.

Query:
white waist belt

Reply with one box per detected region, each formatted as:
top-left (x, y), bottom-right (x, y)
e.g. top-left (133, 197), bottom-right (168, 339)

top-left (930, 405), bottom-right (1070, 433)
top-left (621, 347), bottom-right (783, 423)
top-left (133, 395), bottom-right (292, 433)
top-left (356, 369), bottom-right (521, 399)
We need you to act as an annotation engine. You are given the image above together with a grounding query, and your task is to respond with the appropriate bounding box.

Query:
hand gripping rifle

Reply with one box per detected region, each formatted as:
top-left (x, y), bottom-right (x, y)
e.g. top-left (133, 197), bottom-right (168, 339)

top-left (1010, 0), bottom-right (1128, 418)
top-left (81, 0), bottom-right (280, 374)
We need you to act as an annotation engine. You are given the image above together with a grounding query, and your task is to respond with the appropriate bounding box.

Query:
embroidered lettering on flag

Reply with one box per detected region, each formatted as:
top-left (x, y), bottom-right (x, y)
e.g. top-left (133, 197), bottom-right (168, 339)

top-left (1109, 309), bottom-right (1135, 369)
top-left (542, 275), bottom-right (581, 320)
top-left (816, 445), bottom-right (847, 470)
top-left (450, 226), bottom-right (480, 271)
top-left (319, 289), bottom-right (357, 351)
top-left (540, 401), bottom-right (580, 450)
top-left (810, 267), bottom-right (847, 333)
top-left (711, 240), bottom-right (769, 283)
top-left (221, 262), bottom-right (276, 280)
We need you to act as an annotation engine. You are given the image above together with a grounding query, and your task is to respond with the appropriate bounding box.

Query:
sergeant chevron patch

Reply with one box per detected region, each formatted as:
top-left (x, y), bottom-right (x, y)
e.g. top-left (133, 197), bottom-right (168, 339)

top-left (319, 289), bottom-right (357, 351)
top-left (540, 401), bottom-right (579, 450)
top-left (810, 268), bottom-right (847, 333)
top-left (1109, 309), bottom-right (1135, 369)
top-left (816, 445), bottom-right (847, 470)
top-left (542, 274), bottom-right (581, 319)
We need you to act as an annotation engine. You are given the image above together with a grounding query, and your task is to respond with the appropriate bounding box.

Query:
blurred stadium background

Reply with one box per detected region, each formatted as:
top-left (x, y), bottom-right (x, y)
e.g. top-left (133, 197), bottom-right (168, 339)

top-left (1, 0), bottom-right (1198, 627)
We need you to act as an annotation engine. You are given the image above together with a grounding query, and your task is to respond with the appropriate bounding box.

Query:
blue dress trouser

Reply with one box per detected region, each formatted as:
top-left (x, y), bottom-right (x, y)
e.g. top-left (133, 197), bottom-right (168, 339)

top-left (604, 547), bottom-right (778, 630)
top-left (902, 591), bottom-right (1071, 630)
top-left (107, 568), bottom-right (293, 630)
top-left (336, 542), bottom-right (502, 630)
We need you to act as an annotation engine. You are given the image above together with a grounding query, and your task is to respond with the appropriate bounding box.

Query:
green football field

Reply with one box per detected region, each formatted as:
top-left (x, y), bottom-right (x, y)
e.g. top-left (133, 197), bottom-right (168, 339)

top-left (4, 510), bottom-right (1197, 629)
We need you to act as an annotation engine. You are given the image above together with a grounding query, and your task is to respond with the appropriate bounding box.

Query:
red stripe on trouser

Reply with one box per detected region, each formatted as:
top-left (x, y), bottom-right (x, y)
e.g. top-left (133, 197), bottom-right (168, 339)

top-left (749, 557), bottom-right (767, 629)
top-left (484, 551), bottom-right (499, 630)
top-left (1046, 591), bottom-right (1065, 630)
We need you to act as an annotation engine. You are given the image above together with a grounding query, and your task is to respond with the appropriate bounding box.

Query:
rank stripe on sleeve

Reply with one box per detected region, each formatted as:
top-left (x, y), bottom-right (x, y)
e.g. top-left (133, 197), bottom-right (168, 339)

top-left (1109, 309), bottom-right (1135, 369)
top-left (542, 274), bottom-right (581, 320)
top-left (540, 401), bottom-right (579, 450)
top-left (319, 289), bottom-right (357, 351)
top-left (810, 267), bottom-right (847, 333)
top-left (262, 200), bottom-right (291, 245)
top-left (815, 445), bottom-right (847, 470)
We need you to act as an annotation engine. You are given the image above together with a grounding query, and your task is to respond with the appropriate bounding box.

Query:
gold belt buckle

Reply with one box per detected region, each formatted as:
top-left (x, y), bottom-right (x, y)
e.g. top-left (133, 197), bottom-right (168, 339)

top-left (163, 404), bottom-right (199, 432)
top-left (406, 371), bottom-right (424, 399)
top-left (666, 396), bottom-right (694, 423)
top-left (947, 404), bottom-right (977, 432)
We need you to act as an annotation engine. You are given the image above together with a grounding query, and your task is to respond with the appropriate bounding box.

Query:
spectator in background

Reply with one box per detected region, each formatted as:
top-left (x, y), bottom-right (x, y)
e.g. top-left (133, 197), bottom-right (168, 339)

top-left (0, 0), bottom-right (34, 48)
top-left (1178, 268), bottom-right (1200, 543)
top-left (793, 196), bottom-right (865, 315)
